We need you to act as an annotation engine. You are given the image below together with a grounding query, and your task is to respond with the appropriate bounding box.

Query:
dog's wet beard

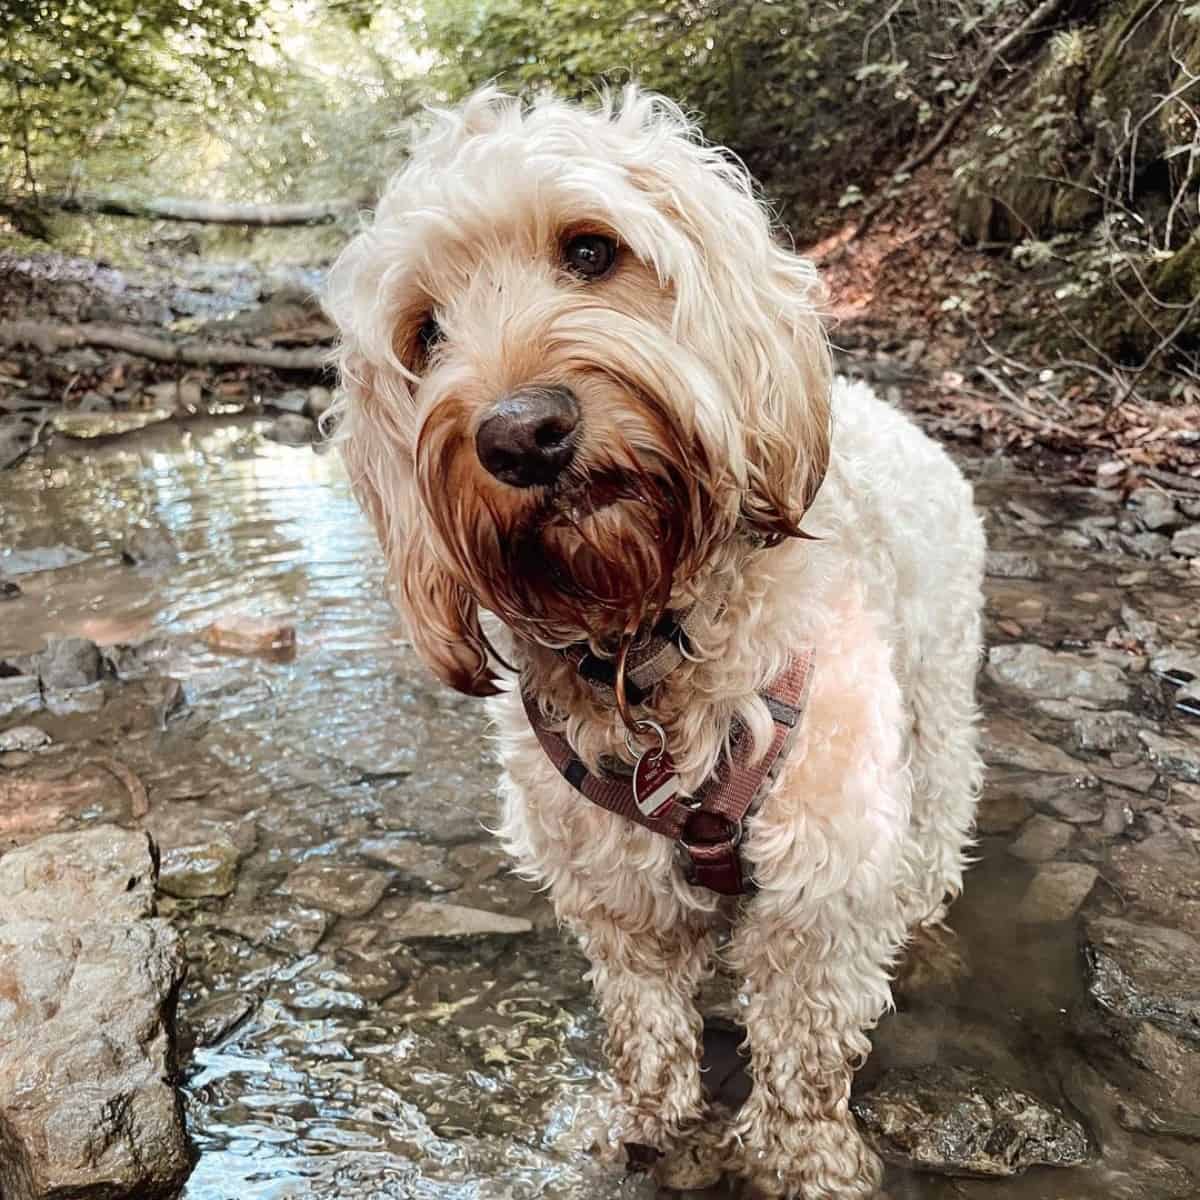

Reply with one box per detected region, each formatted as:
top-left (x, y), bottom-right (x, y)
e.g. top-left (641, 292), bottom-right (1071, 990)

top-left (418, 420), bottom-right (721, 648)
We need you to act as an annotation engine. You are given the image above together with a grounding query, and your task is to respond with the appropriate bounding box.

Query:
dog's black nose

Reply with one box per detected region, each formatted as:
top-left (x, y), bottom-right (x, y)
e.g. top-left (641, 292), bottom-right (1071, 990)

top-left (475, 385), bottom-right (580, 488)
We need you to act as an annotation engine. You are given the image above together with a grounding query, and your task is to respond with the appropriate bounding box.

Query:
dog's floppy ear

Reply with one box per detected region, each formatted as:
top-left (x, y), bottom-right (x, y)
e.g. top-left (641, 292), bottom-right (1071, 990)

top-left (732, 247), bottom-right (832, 541)
top-left (615, 88), bottom-right (832, 540)
top-left (333, 359), bottom-right (500, 697)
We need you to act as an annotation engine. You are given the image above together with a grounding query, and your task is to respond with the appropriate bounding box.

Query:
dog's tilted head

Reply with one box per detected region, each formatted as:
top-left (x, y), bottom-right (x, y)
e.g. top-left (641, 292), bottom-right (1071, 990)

top-left (325, 87), bottom-right (831, 696)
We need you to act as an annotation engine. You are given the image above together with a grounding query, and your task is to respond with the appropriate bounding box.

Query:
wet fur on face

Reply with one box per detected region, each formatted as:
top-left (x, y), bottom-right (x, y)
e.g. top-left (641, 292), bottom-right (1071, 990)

top-left (324, 87), bottom-right (831, 695)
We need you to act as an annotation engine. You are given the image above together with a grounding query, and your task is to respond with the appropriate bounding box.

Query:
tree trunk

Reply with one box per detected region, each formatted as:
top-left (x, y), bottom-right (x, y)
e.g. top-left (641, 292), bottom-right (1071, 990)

top-left (0, 321), bottom-right (331, 370)
top-left (44, 191), bottom-right (359, 226)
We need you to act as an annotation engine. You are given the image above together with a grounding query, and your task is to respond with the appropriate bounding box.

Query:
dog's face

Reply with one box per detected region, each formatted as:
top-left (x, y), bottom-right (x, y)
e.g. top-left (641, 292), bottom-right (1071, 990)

top-left (326, 88), bottom-right (831, 695)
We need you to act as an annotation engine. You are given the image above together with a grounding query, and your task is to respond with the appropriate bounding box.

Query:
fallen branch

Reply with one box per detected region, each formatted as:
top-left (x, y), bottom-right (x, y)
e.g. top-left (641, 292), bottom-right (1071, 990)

top-left (45, 191), bottom-right (358, 227)
top-left (850, 0), bottom-right (1071, 241)
top-left (0, 320), bottom-right (330, 370)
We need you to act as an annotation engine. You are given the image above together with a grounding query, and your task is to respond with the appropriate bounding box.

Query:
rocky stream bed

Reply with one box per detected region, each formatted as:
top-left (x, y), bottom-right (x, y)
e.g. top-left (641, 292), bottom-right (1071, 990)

top-left (1, 414), bottom-right (1199, 1199)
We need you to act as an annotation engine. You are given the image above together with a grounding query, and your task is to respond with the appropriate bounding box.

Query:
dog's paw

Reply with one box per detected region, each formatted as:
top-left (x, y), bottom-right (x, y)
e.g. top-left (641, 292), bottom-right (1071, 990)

top-left (653, 1128), bottom-right (726, 1190)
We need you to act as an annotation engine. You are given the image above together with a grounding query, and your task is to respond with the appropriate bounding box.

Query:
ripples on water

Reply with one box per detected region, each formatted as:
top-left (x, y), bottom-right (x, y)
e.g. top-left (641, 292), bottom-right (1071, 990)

top-left (3, 420), bottom-right (1198, 1200)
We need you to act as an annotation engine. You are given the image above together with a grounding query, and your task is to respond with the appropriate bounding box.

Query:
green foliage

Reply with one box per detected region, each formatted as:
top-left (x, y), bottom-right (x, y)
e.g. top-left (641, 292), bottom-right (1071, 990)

top-left (0, 0), bottom-right (275, 197)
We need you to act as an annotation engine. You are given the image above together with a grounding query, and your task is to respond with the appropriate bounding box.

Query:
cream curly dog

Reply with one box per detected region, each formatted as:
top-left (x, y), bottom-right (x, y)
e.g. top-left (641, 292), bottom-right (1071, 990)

top-left (325, 87), bottom-right (985, 1199)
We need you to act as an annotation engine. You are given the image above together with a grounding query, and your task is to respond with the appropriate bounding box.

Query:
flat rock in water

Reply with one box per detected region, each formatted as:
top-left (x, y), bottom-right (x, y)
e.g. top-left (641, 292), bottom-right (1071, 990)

top-left (389, 900), bottom-right (533, 939)
top-left (0, 826), bottom-right (191, 1200)
top-left (852, 1065), bottom-right (1089, 1178)
top-left (987, 644), bottom-right (1129, 704)
top-left (0, 545), bottom-right (90, 575)
top-left (1015, 862), bottom-right (1098, 924)
top-left (265, 412), bottom-right (316, 446)
top-left (122, 520), bottom-right (179, 567)
top-left (203, 614), bottom-right (297, 659)
top-left (1083, 917), bottom-right (1200, 1040)
top-left (283, 862), bottom-right (390, 917)
top-left (36, 635), bottom-right (103, 690)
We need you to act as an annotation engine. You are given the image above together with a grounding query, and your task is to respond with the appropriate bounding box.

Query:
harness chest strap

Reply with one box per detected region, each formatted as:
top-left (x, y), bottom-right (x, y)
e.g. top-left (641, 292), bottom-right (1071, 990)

top-left (521, 647), bottom-right (815, 895)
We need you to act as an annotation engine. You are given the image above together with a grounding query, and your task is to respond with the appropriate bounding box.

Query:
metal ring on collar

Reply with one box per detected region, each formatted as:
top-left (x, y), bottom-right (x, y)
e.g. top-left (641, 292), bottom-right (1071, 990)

top-left (624, 718), bottom-right (667, 761)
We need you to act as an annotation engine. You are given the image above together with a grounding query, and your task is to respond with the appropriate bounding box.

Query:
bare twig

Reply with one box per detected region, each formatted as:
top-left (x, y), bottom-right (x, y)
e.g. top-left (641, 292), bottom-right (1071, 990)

top-left (849, 0), bottom-right (1071, 241)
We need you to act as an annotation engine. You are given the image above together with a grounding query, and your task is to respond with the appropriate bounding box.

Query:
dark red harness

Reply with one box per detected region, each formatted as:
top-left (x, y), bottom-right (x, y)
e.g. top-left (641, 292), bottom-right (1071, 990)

top-left (521, 648), bottom-right (815, 895)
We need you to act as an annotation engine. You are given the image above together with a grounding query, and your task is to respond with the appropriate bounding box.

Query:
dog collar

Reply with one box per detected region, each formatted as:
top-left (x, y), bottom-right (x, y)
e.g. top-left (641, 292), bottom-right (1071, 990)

top-left (522, 648), bottom-right (815, 895)
top-left (555, 605), bottom-right (706, 706)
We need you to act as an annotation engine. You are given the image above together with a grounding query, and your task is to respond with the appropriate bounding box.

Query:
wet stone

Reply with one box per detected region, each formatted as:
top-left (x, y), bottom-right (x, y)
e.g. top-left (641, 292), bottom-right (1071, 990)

top-left (0, 725), bottom-right (49, 754)
top-left (202, 899), bottom-right (328, 957)
top-left (1138, 729), bottom-right (1200, 783)
top-left (1016, 862), bottom-right (1099, 923)
top-left (266, 388), bottom-right (310, 415)
top-left (35, 636), bottom-right (103, 690)
top-left (1083, 917), bottom-right (1200, 1040)
top-left (387, 900), bottom-right (534, 939)
top-left (985, 550), bottom-right (1042, 579)
top-left (1130, 488), bottom-right (1183, 532)
top-left (976, 790), bottom-right (1031, 835)
top-left (122, 520), bottom-right (179, 567)
top-left (1119, 531), bottom-right (1173, 559)
top-left (0, 674), bottom-right (41, 720)
top-left (264, 412), bottom-right (316, 446)
top-left (0, 826), bottom-right (190, 1200)
top-left (1074, 711), bottom-right (1147, 754)
top-left (1008, 815), bottom-right (1073, 862)
top-left (358, 835), bottom-right (464, 892)
top-left (283, 862), bottom-right (390, 917)
top-left (181, 992), bottom-right (258, 1050)
top-left (0, 578), bottom-right (20, 601)
top-left (987, 644), bottom-right (1130, 704)
top-left (852, 1065), bottom-right (1089, 1178)
top-left (159, 833), bottom-right (242, 898)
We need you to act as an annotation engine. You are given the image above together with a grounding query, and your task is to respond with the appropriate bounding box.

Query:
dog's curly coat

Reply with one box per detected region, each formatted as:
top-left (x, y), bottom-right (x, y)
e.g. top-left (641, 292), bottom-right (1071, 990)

top-left (325, 87), bottom-right (985, 1198)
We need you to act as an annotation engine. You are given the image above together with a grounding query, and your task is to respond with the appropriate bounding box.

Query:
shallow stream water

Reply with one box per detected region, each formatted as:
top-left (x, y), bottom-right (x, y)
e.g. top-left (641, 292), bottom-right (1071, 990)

top-left (2, 418), bottom-right (1199, 1199)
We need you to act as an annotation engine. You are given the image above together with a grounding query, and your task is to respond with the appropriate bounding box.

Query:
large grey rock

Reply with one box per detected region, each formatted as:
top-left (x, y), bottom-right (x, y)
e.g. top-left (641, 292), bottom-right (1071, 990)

top-left (282, 862), bottom-right (390, 917)
top-left (0, 827), bottom-right (191, 1200)
top-left (987, 644), bottom-right (1129, 704)
top-left (35, 636), bottom-right (103, 690)
top-left (1081, 917), bottom-right (1200, 1137)
top-left (1083, 917), bottom-right (1200, 1042)
top-left (852, 1065), bottom-right (1088, 1177)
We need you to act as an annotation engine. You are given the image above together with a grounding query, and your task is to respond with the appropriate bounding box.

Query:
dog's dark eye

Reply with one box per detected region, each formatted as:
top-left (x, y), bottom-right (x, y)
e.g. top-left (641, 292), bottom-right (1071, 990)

top-left (563, 234), bottom-right (616, 280)
top-left (416, 314), bottom-right (443, 362)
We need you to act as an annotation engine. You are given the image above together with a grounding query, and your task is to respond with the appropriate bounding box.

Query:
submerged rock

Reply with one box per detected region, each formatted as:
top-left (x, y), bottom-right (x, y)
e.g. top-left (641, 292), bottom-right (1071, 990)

top-left (1015, 862), bottom-right (1098, 923)
top-left (0, 674), bottom-right (41, 720)
top-left (265, 412), bottom-right (316, 446)
top-left (987, 644), bottom-right (1130, 704)
top-left (35, 635), bottom-right (103, 690)
top-left (388, 900), bottom-right (533, 939)
top-left (283, 862), bottom-right (390, 918)
top-left (852, 1065), bottom-right (1089, 1177)
top-left (0, 827), bottom-right (191, 1200)
top-left (122, 520), bottom-right (180, 567)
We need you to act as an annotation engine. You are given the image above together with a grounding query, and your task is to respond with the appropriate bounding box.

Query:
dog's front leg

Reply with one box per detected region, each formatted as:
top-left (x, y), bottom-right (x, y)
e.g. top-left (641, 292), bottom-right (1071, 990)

top-left (560, 870), bottom-right (713, 1166)
top-left (726, 605), bottom-right (909, 1199)
top-left (726, 899), bottom-right (896, 1199)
